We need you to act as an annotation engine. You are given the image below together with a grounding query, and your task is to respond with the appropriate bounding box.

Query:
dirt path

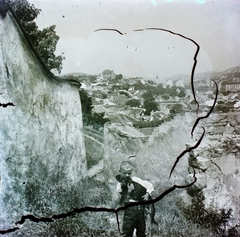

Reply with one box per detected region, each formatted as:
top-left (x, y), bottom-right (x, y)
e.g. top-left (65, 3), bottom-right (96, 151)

top-left (87, 159), bottom-right (104, 177)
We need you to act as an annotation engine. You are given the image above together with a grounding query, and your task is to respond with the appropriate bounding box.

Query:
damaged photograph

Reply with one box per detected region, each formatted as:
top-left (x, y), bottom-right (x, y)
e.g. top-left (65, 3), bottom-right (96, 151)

top-left (0, 0), bottom-right (240, 236)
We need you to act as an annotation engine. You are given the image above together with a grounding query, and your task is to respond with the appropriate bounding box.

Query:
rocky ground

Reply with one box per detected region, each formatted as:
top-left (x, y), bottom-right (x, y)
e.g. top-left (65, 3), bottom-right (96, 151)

top-left (192, 110), bottom-right (240, 226)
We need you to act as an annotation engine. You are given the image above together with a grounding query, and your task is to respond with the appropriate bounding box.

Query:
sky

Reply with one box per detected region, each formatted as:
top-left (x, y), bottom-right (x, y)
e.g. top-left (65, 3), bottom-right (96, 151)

top-left (27, 0), bottom-right (240, 80)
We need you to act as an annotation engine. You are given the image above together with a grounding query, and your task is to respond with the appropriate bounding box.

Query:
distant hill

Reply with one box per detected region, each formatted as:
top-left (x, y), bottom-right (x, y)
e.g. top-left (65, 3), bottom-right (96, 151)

top-left (61, 66), bottom-right (240, 86)
top-left (62, 72), bottom-right (93, 77)
top-left (165, 66), bottom-right (240, 83)
top-left (221, 66), bottom-right (240, 74)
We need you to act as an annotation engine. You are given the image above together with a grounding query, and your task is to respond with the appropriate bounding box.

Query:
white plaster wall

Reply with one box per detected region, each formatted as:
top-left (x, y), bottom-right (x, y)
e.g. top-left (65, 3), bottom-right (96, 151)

top-left (0, 13), bottom-right (86, 228)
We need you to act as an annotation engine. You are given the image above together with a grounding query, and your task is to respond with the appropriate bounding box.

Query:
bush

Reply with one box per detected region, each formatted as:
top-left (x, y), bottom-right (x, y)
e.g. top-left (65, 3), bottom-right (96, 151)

top-left (179, 190), bottom-right (238, 236)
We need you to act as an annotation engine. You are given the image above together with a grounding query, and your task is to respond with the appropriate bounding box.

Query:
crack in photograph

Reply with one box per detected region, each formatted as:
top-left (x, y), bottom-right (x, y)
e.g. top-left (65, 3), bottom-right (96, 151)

top-left (0, 0), bottom-right (240, 236)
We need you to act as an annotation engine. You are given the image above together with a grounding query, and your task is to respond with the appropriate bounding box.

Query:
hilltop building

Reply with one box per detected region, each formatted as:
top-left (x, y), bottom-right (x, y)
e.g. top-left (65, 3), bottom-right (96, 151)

top-left (220, 77), bottom-right (240, 92)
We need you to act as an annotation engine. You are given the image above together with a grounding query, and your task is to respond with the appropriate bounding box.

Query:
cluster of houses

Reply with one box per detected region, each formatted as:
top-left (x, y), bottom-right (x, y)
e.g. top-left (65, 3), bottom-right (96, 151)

top-left (80, 71), bottom-right (194, 124)
top-left (79, 68), bottom-right (240, 125)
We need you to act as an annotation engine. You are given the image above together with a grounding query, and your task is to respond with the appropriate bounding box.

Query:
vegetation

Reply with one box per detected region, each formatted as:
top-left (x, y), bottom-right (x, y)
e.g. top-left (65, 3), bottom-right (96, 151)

top-left (142, 91), bottom-right (158, 115)
top-left (125, 98), bottom-right (141, 107)
top-left (79, 89), bottom-right (109, 129)
top-left (10, 0), bottom-right (65, 73)
top-left (21, 175), bottom-right (118, 237)
top-left (102, 92), bottom-right (108, 99)
top-left (115, 73), bottom-right (123, 80)
top-left (13, 177), bottom-right (240, 237)
top-left (215, 99), bottom-right (236, 113)
top-left (151, 191), bottom-right (217, 237)
top-left (80, 89), bottom-right (93, 115)
top-left (162, 94), bottom-right (170, 100)
top-left (133, 81), bottom-right (146, 90)
top-left (10, 0), bottom-right (41, 21)
top-left (84, 131), bottom-right (104, 172)
top-left (178, 189), bottom-right (239, 237)
top-left (133, 119), bottom-right (164, 128)
top-left (170, 104), bottom-right (184, 114)
top-left (102, 69), bottom-right (113, 75)
top-left (178, 89), bottom-right (186, 98)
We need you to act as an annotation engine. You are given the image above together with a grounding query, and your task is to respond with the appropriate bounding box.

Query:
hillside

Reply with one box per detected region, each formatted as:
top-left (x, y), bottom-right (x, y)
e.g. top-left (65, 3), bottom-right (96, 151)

top-left (165, 66), bottom-right (240, 82)
top-left (1, 4), bottom-right (239, 236)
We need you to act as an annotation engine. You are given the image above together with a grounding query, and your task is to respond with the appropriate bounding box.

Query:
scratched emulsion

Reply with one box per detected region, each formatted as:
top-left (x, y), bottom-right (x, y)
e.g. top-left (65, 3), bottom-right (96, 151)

top-left (0, 24), bottom-right (218, 235)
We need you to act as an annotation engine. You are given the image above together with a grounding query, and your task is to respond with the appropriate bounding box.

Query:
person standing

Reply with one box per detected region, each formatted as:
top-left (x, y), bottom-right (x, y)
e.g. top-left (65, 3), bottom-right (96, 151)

top-left (116, 161), bottom-right (154, 237)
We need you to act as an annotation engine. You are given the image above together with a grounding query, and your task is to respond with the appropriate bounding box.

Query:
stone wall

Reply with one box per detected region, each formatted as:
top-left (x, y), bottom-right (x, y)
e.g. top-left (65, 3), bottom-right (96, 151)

top-left (0, 13), bottom-right (86, 229)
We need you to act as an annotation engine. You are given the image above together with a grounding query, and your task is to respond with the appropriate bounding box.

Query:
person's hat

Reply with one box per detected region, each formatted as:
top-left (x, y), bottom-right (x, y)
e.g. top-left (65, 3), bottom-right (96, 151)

top-left (119, 161), bottom-right (133, 173)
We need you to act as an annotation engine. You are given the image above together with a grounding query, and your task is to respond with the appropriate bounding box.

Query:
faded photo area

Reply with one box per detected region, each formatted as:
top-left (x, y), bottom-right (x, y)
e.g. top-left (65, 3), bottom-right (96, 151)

top-left (0, 0), bottom-right (240, 236)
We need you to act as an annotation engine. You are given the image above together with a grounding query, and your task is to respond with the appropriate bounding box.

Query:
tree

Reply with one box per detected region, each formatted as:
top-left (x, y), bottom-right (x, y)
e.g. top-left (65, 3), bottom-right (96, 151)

top-left (178, 90), bottom-right (186, 98)
top-left (79, 89), bottom-right (109, 129)
top-left (89, 75), bottom-right (97, 83)
top-left (170, 104), bottom-right (183, 114)
top-left (11, 0), bottom-right (41, 22)
top-left (34, 25), bottom-right (65, 73)
top-left (162, 95), bottom-right (170, 100)
top-left (125, 99), bottom-right (141, 107)
top-left (79, 89), bottom-right (93, 115)
top-left (142, 91), bottom-right (158, 115)
top-left (115, 74), bottom-right (123, 80)
top-left (91, 112), bottom-right (109, 128)
top-left (10, 0), bottom-right (64, 73)
top-left (121, 84), bottom-right (130, 91)
top-left (144, 100), bottom-right (158, 115)
top-left (111, 85), bottom-right (121, 91)
top-left (102, 93), bottom-right (108, 99)
top-left (165, 86), bottom-right (178, 97)
top-left (102, 69), bottom-right (113, 75)
top-left (134, 81), bottom-right (146, 90)
top-left (142, 91), bottom-right (154, 100)
top-left (156, 84), bottom-right (165, 95)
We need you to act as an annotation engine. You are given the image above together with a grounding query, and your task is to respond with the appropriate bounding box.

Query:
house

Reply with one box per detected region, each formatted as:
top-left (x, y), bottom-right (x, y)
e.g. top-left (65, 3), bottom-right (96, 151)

top-left (163, 80), bottom-right (173, 87)
top-left (111, 94), bottom-right (129, 106)
top-left (91, 90), bottom-right (102, 98)
top-left (220, 78), bottom-right (240, 92)
top-left (92, 105), bottom-right (109, 114)
top-left (149, 110), bottom-right (164, 121)
top-left (234, 100), bottom-right (240, 108)
top-left (175, 79), bottom-right (184, 87)
top-left (103, 99), bottom-right (116, 107)
top-left (109, 91), bottom-right (120, 100)
top-left (91, 83), bottom-right (104, 91)
top-left (126, 107), bottom-right (145, 119)
top-left (96, 74), bottom-right (104, 82)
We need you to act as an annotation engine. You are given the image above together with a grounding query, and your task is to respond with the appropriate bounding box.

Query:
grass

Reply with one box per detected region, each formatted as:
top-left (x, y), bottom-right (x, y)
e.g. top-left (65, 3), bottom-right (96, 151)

top-left (84, 135), bottom-right (104, 169)
top-left (8, 180), bottom-right (239, 236)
